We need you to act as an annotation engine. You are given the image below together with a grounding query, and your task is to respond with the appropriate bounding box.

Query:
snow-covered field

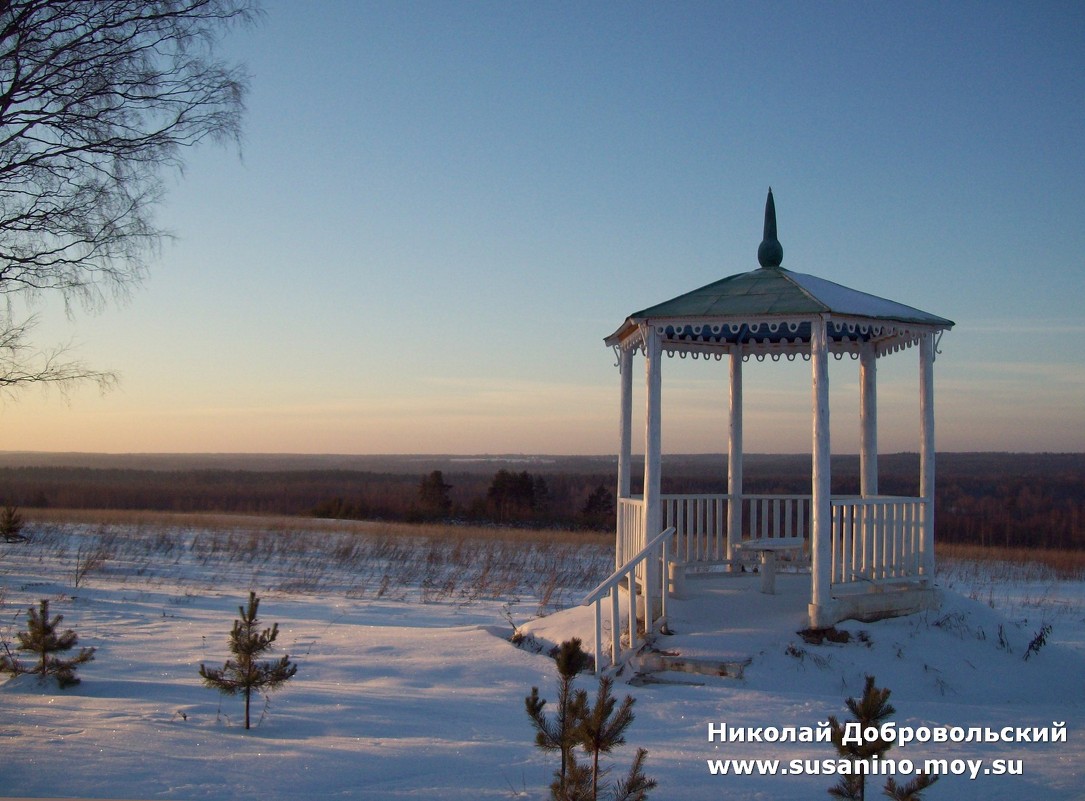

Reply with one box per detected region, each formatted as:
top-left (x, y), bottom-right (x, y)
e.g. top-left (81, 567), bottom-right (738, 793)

top-left (1, 516), bottom-right (1082, 800)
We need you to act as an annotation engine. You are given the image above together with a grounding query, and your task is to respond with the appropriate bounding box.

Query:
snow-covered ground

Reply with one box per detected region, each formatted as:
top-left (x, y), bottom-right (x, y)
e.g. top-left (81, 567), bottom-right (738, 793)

top-left (1, 518), bottom-right (1082, 800)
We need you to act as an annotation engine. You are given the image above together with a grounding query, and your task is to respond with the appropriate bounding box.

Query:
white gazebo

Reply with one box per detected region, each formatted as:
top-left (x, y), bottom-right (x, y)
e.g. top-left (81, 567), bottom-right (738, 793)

top-left (598, 190), bottom-right (954, 646)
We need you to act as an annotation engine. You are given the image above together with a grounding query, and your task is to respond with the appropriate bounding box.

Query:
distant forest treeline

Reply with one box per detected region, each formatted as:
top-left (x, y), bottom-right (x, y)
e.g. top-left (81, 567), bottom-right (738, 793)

top-left (0, 465), bottom-right (619, 530)
top-left (0, 452), bottom-right (1082, 548)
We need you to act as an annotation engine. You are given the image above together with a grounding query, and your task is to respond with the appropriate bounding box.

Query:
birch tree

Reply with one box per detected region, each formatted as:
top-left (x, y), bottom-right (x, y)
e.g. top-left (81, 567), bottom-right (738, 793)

top-left (0, 0), bottom-right (258, 394)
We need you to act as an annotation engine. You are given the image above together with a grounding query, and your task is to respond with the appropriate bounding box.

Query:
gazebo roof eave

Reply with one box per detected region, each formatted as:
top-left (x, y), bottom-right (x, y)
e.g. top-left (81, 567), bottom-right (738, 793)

top-left (605, 311), bottom-right (954, 353)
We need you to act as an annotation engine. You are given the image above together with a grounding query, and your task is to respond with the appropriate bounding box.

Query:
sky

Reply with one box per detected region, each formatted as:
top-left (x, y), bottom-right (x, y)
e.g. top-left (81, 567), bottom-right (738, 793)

top-left (1, 0), bottom-right (1083, 456)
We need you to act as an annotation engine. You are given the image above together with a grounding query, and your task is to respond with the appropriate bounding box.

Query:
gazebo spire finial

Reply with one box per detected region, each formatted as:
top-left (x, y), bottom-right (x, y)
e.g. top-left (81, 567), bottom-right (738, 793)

top-left (757, 187), bottom-right (784, 269)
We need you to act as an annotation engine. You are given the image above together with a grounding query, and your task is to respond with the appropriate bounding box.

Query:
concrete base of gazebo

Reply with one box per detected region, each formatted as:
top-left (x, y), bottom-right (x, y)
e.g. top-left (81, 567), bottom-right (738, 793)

top-left (638, 572), bottom-right (942, 680)
top-left (669, 559), bottom-right (942, 629)
top-left (810, 582), bottom-right (942, 628)
top-left (575, 570), bottom-right (943, 676)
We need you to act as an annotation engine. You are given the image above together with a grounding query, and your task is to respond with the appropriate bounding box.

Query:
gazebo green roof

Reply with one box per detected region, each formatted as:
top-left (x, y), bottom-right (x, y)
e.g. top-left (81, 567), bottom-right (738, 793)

top-left (623, 266), bottom-right (954, 325)
top-left (605, 190), bottom-right (954, 357)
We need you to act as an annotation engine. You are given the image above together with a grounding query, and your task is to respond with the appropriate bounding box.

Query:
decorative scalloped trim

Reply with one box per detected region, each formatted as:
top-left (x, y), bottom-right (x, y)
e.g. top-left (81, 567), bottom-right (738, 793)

top-left (615, 316), bottom-right (945, 367)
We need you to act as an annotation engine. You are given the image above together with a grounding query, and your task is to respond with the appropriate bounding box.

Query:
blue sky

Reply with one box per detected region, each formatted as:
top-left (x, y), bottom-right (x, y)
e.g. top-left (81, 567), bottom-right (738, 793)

top-left (2, 0), bottom-right (1083, 455)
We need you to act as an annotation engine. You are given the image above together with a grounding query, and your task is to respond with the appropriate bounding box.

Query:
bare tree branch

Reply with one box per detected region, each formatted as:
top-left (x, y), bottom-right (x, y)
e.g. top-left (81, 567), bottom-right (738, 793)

top-left (0, 0), bottom-right (258, 396)
top-left (0, 312), bottom-right (115, 396)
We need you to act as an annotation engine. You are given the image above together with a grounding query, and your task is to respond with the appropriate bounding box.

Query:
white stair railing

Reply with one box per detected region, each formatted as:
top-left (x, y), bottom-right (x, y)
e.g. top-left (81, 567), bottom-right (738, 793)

top-left (581, 526), bottom-right (676, 673)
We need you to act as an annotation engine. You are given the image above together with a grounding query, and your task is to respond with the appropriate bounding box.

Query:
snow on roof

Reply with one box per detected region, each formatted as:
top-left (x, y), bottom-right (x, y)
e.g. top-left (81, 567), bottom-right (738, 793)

top-left (605, 265), bottom-right (954, 354)
top-left (606, 191), bottom-right (953, 352)
top-left (612, 265), bottom-right (953, 330)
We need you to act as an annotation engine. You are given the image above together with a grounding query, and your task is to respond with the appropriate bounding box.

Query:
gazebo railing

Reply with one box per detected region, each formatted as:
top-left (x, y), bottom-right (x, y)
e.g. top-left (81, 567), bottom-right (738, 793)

top-left (660, 493), bottom-right (811, 564)
top-left (744, 494), bottom-right (811, 542)
top-left (619, 493), bottom-right (927, 589)
top-left (616, 497), bottom-right (645, 570)
top-left (661, 494), bottom-right (728, 562)
top-left (830, 496), bottom-right (927, 587)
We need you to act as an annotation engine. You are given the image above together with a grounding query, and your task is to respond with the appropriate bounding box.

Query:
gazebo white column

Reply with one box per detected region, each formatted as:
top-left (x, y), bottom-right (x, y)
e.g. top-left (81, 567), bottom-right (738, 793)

top-left (642, 326), bottom-right (663, 617)
top-left (727, 347), bottom-right (743, 561)
top-left (810, 315), bottom-right (832, 625)
top-left (859, 342), bottom-right (878, 497)
top-left (919, 333), bottom-right (936, 579)
top-left (859, 342), bottom-right (878, 579)
top-left (643, 327), bottom-right (663, 537)
top-left (616, 344), bottom-right (633, 570)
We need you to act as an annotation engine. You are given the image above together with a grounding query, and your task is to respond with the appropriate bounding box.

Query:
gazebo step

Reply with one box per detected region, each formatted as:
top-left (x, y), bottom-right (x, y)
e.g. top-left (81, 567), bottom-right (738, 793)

top-left (628, 673), bottom-right (705, 687)
top-left (634, 651), bottom-right (752, 680)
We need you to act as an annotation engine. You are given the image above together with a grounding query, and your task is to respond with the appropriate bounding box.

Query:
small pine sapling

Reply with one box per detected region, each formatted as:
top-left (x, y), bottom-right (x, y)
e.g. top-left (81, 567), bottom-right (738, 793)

top-left (579, 679), bottom-right (656, 801)
top-left (1, 599), bottom-right (95, 688)
top-left (828, 675), bottom-right (895, 801)
top-left (577, 674), bottom-right (637, 799)
top-left (1, 504), bottom-right (26, 542)
top-left (527, 638), bottom-right (656, 801)
top-left (526, 638), bottom-right (590, 798)
top-left (199, 591), bottom-right (297, 729)
top-left (827, 675), bottom-right (937, 801)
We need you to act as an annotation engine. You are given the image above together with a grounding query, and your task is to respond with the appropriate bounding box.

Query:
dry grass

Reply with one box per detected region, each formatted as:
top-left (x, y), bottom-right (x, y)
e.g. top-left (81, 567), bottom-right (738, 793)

top-left (936, 543), bottom-right (1085, 621)
top-left (937, 542), bottom-right (1085, 580)
top-left (21, 508), bottom-right (610, 548)
top-left (12, 508), bottom-right (613, 614)
top-left (19, 509), bottom-right (1081, 613)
